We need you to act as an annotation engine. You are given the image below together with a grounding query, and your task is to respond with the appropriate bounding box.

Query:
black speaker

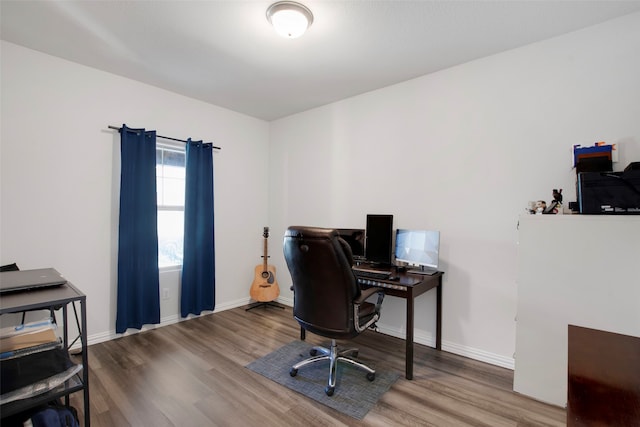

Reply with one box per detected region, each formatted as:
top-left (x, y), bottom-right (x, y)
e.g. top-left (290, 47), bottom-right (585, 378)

top-left (577, 170), bottom-right (640, 214)
top-left (625, 162), bottom-right (640, 171)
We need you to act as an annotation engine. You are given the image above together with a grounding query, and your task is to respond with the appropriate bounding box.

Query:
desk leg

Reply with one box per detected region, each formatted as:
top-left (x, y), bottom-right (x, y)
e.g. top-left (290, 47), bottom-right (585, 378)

top-left (405, 290), bottom-right (414, 380)
top-left (80, 299), bottom-right (90, 427)
top-left (436, 281), bottom-right (442, 350)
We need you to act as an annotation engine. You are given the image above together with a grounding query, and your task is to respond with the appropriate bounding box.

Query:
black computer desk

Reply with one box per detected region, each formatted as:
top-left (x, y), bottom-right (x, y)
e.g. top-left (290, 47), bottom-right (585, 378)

top-left (300, 269), bottom-right (443, 380)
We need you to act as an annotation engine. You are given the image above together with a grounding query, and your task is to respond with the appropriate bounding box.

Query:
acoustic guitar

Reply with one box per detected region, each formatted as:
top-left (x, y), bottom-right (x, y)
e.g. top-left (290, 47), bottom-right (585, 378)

top-left (250, 227), bottom-right (280, 302)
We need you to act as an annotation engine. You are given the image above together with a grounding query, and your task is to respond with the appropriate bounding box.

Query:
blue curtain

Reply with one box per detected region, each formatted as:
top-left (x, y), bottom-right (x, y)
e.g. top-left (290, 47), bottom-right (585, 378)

top-left (116, 125), bottom-right (161, 333)
top-left (181, 139), bottom-right (215, 317)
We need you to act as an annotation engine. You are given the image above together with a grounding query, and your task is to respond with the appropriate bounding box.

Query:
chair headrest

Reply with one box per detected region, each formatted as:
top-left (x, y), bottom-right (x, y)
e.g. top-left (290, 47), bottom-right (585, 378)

top-left (284, 226), bottom-right (354, 265)
top-left (284, 226), bottom-right (338, 240)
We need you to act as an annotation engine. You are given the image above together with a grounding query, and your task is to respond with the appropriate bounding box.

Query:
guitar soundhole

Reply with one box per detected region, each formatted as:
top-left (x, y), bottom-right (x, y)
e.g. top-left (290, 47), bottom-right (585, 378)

top-left (261, 271), bottom-right (274, 284)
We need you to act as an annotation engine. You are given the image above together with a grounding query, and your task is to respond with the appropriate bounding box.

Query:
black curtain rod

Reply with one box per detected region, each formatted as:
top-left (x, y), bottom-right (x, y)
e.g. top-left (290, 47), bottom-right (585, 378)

top-left (108, 125), bottom-right (221, 150)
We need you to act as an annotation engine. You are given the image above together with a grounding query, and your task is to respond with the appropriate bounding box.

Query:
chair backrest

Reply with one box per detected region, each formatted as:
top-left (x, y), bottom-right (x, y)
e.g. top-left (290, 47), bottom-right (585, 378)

top-left (283, 226), bottom-right (361, 339)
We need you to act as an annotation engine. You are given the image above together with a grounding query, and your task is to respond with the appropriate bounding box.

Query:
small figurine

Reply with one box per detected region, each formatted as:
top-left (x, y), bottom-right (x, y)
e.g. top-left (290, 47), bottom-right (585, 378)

top-left (545, 188), bottom-right (563, 214)
top-left (535, 200), bottom-right (546, 214)
top-left (553, 189), bottom-right (563, 204)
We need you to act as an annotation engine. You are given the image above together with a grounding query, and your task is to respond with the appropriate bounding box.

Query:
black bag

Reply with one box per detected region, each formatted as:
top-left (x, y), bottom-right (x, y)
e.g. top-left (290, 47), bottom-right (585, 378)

top-left (30, 403), bottom-right (79, 427)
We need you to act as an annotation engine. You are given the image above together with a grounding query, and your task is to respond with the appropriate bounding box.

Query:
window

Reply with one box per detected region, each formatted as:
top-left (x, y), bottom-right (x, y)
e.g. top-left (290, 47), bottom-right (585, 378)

top-left (156, 143), bottom-right (185, 268)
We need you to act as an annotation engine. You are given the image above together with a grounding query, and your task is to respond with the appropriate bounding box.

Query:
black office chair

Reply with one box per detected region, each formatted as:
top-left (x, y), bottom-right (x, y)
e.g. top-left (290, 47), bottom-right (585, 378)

top-left (283, 226), bottom-right (385, 396)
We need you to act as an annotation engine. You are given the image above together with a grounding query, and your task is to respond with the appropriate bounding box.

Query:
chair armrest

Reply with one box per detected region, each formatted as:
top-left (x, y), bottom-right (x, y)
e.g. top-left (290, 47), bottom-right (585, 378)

top-left (354, 286), bottom-right (383, 305)
top-left (353, 287), bottom-right (385, 332)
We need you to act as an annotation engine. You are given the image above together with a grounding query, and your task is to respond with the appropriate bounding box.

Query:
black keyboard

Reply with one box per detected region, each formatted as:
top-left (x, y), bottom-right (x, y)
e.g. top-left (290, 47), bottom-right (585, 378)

top-left (357, 278), bottom-right (407, 292)
top-left (353, 267), bottom-right (391, 280)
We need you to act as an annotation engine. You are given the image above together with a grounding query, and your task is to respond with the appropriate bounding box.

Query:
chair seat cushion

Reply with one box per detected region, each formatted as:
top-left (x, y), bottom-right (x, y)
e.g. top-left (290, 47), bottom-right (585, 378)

top-left (358, 301), bottom-right (376, 321)
top-left (297, 300), bottom-right (378, 339)
top-left (356, 301), bottom-right (378, 331)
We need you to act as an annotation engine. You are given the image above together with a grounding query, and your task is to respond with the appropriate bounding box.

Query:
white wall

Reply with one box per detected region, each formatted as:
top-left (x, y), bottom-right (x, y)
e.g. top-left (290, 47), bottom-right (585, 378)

top-left (269, 12), bottom-right (640, 368)
top-left (1, 41), bottom-right (270, 342)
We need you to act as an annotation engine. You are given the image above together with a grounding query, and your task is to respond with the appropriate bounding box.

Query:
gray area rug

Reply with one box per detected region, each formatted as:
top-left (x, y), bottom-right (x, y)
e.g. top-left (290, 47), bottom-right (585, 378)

top-left (246, 340), bottom-right (400, 419)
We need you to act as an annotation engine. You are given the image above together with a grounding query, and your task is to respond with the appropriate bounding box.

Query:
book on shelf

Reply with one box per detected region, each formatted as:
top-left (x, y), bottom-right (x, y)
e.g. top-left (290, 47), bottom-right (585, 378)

top-left (0, 320), bottom-right (61, 360)
top-left (1, 328), bottom-right (58, 352)
top-left (0, 318), bottom-right (55, 339)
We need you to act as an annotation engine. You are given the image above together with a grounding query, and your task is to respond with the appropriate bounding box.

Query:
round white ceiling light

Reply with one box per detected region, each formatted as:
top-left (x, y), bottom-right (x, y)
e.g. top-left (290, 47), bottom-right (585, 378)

top-left (266, 1), bottom-right (314, 39)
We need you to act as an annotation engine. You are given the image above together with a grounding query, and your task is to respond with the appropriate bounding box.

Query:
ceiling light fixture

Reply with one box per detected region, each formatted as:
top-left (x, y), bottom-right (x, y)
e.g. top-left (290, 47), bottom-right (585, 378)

top-left (266, 1), bottom-right (314, 39)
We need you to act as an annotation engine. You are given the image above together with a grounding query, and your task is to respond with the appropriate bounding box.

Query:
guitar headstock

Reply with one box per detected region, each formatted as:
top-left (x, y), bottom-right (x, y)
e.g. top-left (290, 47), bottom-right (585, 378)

top-left (263, 227), bottom-right (269, 238)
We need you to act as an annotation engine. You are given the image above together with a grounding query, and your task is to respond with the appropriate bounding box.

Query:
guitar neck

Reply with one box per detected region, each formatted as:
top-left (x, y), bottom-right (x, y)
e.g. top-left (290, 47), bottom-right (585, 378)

top-left (262, 236), bottom-right (268, 270)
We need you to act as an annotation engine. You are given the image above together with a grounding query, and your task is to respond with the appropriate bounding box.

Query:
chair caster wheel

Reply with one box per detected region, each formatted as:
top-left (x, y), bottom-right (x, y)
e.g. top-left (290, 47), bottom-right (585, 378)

top-left (325, 386), bottom-right (335, 396)
top-left (367, 372), bottom-right (375, 381)
top-left (310, 348), bottom-right (318, 356)
top-left (290, 368), bottom-right (298, 377)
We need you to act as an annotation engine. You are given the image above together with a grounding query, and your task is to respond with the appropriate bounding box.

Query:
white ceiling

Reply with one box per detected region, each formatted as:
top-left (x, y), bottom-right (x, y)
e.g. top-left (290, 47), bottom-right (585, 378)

top-left (2, 1), bottom-right (640, 121)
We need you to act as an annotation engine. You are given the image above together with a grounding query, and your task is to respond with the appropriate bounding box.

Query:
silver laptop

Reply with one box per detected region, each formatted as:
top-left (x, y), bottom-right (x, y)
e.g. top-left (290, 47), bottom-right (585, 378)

top-left (0, 268), bottom-right (67, 294)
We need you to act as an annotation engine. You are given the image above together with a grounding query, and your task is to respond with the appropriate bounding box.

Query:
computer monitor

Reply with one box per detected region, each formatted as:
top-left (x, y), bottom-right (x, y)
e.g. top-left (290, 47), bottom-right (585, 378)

top-left (365, 214), bottom-right (394, 265)
top-left (336, 228), bottom-right (365, 259)
top-left (394, 229), bottom-right (440, 271)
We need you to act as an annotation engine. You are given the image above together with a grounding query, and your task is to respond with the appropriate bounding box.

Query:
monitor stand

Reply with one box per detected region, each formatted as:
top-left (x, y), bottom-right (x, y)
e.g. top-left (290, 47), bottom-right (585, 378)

top-left (407, 266), bottom-right (438, 275)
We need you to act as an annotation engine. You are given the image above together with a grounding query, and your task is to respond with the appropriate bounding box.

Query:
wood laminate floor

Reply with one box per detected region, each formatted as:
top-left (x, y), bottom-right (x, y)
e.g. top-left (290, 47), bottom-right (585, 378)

top-left (70, 305), bottom-right (565, 426)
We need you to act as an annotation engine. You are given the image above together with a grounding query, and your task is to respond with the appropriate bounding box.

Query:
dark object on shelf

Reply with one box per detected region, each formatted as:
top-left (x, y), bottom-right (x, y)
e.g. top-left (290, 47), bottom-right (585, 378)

top-left (574, 145), bottom-right (613, 173)
top-left (0, 263), bottom-right (19, 272)
top-left (0, 347), bottom-right (81, 405)
top-left (576, 157), bottom-right (613, 173)
top-left (625, 161), bottom-right (640, 171)
top-left (577, 170), bottom-right (640, 214)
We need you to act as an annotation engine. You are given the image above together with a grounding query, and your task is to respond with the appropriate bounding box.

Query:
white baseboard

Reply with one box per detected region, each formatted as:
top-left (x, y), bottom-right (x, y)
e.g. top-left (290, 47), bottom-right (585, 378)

top-left (83, 297), bottom-right (252, 348)
top-left (367, 322), bottom-right (514, 370)
top-left (442, 340), bottom-right (514, 370)
top-left (83, 296), bottom-right (514, 370)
